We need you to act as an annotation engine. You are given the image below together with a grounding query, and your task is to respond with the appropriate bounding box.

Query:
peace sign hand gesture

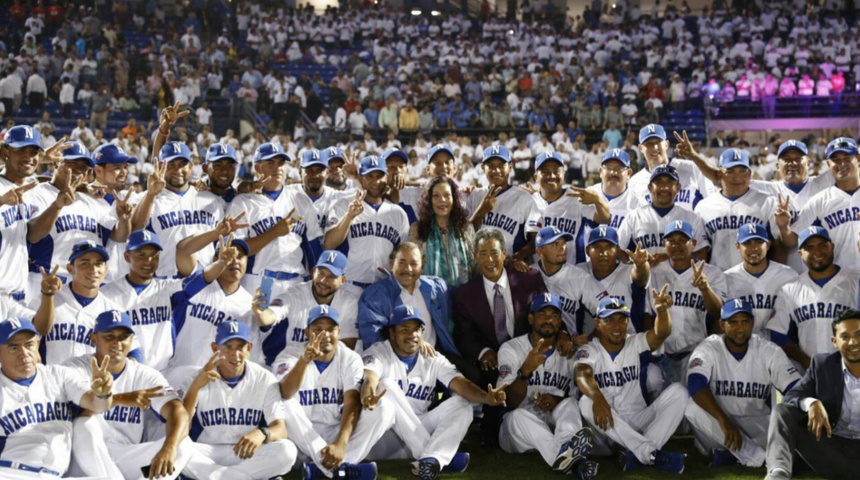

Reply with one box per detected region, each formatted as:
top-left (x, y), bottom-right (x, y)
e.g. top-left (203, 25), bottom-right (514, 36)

top-left (147, 159), bottom-right (167, 197)
top-left (109, 189), bottom-right (133, 221)
top-left (249, 174), bottom-right (272, 195)
top-left (567, 186), bottom-right (601, 205)
top-left (362, 387), bottom-right (387, 411)
top-left (302, 331), bottom-right (325, 362)
top-left (90, 355), bottom-right (114, 397)
top-left (39, 136), bottom-right (72, 167)
top-left (215, 211), bottom-right (250, 236)
top-left (347, 190), bottom-right (366, 220)
top-left (53, 164), bottom-right (81, 209)
top-left (343, 151), bottom-right (359, 179)
top-left (476, 185), bottom-right (501, 216)
top-left (774, 194), bottom-right (792, 230)
top-left (651, 283), bottom-right (674, 313)
top-left (216, 234), bottom-right (238, 265)
top-left (40, 265), bottom-right (62, 296)
top-left (159, 101), bottom-right (189, 129)
top-left (690, 259), bottom-right (710, 291)
top-left (486, 383), bottom-right (508, 407)
top-left (624, 242), bottom-right (650, 268)
top-left (520, 338), bottom-right (552, 376)
top-left (672, 130), bottom-right (697, 160)
top-left (0, 181), bottom-right (37, 207)
top-left (272, 208), bottom-right (302, 237)
top-left (192, 352), bottom-right (222, 388)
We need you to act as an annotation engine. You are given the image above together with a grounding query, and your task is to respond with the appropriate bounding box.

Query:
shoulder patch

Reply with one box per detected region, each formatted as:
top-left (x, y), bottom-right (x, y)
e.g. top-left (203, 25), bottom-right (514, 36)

top-left (689, 357), bottom-right (704, 369)
top-left (499, 365), bottom-right (511, 379)
top-left (574, 349), bottom-right (589, 361)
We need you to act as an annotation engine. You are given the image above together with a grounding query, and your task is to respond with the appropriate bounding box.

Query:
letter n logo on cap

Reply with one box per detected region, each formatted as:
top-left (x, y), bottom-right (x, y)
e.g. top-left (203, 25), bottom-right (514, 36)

top-left (612, 149), bottom-right (621, 157)
top-left (405, 306), bottom-right (414, 316)
top-left (143, 231), bottom-right (152, 241)
top-left (23, 127), bottom-right (33, 139)
top-left (229, 322), bottom-right (239, 333)
top-left (647, 125), bottom-right (656, 133)
top-left (370, 156), bottom-right (378, 166)
top-left (173, 143), bottom-right (182, 154)
top-left (674, 221), bottom-right (684, 230)
top-left (809, 226), bottom-right (819, 235)
top-left (111, 311), bottom-right (122, 323)
top-left (312, 150), bottom-right (320, 159)
top-left (9, 318), bottom-right (21, 329)
top-left (219, 144), bottom-right (227, 154)
top-left (543, 293), bottom-right (552, 303)
top-left (329, 147), bottom-right (338, 155)
top-left (327, 251), bottom-right (338, 263)
top-left (734, 149), bottom-right (742, 160)
top-left (788, 140), bottom-right (796, 147)
top-left (492, 145), bottom-right (500, 154)
top-left (320, 304), bottom-right (329, 315)
top-left (599, 225), bottom-right (607, 237)
top-left (733, 299), bottom-right (744, 309)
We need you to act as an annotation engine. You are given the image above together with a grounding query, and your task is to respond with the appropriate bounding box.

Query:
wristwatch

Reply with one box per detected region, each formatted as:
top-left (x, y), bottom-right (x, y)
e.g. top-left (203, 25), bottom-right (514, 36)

top-left (258, 425), bottom-right (270, 444)
top-left (516, 369), bottom-right (530, 381)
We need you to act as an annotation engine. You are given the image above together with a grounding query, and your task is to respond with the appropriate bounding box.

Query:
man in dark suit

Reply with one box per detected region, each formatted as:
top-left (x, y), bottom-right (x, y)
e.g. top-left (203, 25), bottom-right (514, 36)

top-left (452, 227), bottom-right (547, 445)
top-left (765, 309), bottom-right (860, 480)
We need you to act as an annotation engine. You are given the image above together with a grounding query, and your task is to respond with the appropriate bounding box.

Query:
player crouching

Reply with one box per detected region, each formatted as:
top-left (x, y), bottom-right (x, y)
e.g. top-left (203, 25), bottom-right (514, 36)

top-left (497, 293), bottom-right (598, 479)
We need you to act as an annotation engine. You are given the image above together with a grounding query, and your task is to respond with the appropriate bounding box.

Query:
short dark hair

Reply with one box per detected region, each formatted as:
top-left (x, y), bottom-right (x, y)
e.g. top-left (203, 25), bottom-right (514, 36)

top-left (833, 308), bottom-right (860, 334)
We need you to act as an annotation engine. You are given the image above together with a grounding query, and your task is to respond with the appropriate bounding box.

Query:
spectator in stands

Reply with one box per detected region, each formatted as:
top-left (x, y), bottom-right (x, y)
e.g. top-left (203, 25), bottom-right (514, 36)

top-left (25, 70), bottom-right (47, 111)
top-left (602, 122), bottom-right (623, 149)
top-left (399, 102), bottom-right (419, 134)
top-left (89, 84), bottom-right (111, 131)
top-left (779, 76), bottom-right (796, 97)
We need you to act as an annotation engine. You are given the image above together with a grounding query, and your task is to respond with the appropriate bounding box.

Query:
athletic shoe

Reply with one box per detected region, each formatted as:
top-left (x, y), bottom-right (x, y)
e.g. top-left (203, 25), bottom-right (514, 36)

top-left (576, 459), bottom-right (600, 480)
top-left (411, 458), bottom-right (441, 480)
top-left (619, 449), bottom-right (643, 471)
top-left (304, 462), bottom-right (324, 480)
top-left (709, 449), bottom-right (739, 468)
top-left (442, 452), bottom-right (470, 473)
top-left (552, 427), bottom-right (594, 473)
top-left (653, 450), bottom-right (686, 474)
top-left (339, 462), bottom-right (378, 480)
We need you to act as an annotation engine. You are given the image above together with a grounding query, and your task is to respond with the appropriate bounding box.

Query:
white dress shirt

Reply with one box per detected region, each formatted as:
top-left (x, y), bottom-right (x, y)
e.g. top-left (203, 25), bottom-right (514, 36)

top-left (480, 269), bottom-right (515, 361)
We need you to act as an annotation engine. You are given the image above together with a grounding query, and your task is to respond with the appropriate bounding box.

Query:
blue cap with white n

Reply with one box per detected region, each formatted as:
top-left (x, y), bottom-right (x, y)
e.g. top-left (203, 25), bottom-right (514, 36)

top-left (482, 145), bottom-right (512, 163)
top-left (254, 143), bottom-right (291, 163)
top-left (602, 148), bottom-right (630, 167)
top-left (427, 144), bottom-right (455, 162)
top-left (307, 304), bottom-right (340, 326)
top-left (390, 304), bottom-right (425, 327)
top-left (587, 225), bottom-right (619, 246)
top-left (94, 143), bottom-right (139, 165)
top-left (2, 125), bottom-right (44, 150)
top-left (301, 149), bottom-right (328, 168)
top-left (0, 318), bottom-right (39, 345)
top-left (206, 143), bottom-right (237, 163)
top-left (159, 142), bottom-right (192, 163)
top-left (530, 292), bottom-right (562, 313)
top-left (596, 298), bottom-right (630, 318)
top-left (777, 139), bottom-right (808, 158)
top-left (94, 310), bottom-right (134, 334)
top-left (535, 150), bottom-right (564, 170)
top-left (639, 124), bottom-right (667, 143)
top-left (215, 321), bottom-right (253, 344)
top-left (719, 148), bottom-right (751, 169)
top-left (663, 220), bottom-right (694, 239)
top-left (797, 226), bottom-right (831, 248)
top-left (737, 223), bottom-right (769, 243)
top-left (825, 137), bottom-right (858, 159)
top-left (381, 148), bottom-right (409, 165)
top-left (535, 226), bottom-right (573, 248)
top-left (359, 156), bottom-right (386, 176)
top-left (62, 142), bottom-right (95, 167)
top-left (126, 230), bottom-right (163, 252)
top-left (315, 250), bottom-right (347, 276)
top-left (320, 146), bottom-right (345, 163)
top-left (721, 298), bottom-right (754, 320)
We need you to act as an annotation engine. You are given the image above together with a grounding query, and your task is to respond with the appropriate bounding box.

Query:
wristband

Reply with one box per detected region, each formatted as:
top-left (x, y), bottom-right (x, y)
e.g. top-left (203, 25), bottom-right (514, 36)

top-left (40, 291), bottom-right (55, 296)
top-left (94, 391), bottom-right (112, 400)
top-left (516, 369), bottom-right (529, 381)
top-left (258, 426), bottom-right (270, 444)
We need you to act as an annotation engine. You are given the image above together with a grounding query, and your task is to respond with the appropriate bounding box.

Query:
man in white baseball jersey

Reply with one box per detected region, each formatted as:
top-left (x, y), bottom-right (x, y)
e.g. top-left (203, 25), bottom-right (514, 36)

top-left (361, 305), bottom-right (507, 480)
top-left (767, 226), bottom-right (860, 370)
top-left (497, 293), bottom-right (598, 478)
top-left (684, 299), bottom-right (801, 468)
top-left (629, 124), bottom-right (712, 210)
top-left (202, 143), bottom-right (240, 203)
top-left (381, 148), bottom-right (421, 225)
top-left (0, 317), bottom-right (114, 479)
top-left (227, 142), bottom-right (323, 300)
top-left (92, 143), bottom-right (141, 282)
top-left (324, 156), bottom-right (409, 293)
top-left (585, 148), bottom-right (646, 230)
top-left (574, 296), bottom-right (689, 473)
top-left (527, 151), bottom-right (610, 265)
top-left (66, 310), bottom-right (194, 480)
top-left (180, 320), bottom-right (297, 480)
top-left (130, 141), bottom-right (225, 277)
top-left (777, 137), bottom-right (860, 270)
top-left (648, 221), bottom-right (727, 383)
top-left (274, 305), bottom-right (383, 480)
top-left (694, 148), bottom-right (784, 271)
top-left (618, 164), bottom-right (710, 259)
top-left (286, 148), bottom-right (352, 241)
top-left (725, 223), bottom-right (798, 337)
top-left (323, 146), bottom-right (357, 192)
top-left (467, 146), bottom-right (534, 264)
top-left (533, 226), bottom-right (608, 337)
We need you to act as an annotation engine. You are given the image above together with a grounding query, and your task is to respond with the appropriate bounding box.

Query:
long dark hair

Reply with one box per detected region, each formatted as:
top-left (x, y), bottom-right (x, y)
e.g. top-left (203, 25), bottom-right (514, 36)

top-left (416, 176), bottom-right (469, 242)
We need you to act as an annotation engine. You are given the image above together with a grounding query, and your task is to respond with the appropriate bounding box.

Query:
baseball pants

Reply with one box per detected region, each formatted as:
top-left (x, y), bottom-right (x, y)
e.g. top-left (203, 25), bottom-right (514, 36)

top-left (684, 399), bottom-right (768, 466)
top-left (499, 397), bottom-right (584, 466)
top-left (183, 439), bottom-right (297, 480)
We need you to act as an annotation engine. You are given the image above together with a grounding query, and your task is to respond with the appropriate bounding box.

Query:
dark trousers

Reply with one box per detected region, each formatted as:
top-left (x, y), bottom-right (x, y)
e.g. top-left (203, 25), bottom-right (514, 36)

top-left (767, 402), bottom-right (860, 479)
top-left (457, 355), bottom-right (502, 446)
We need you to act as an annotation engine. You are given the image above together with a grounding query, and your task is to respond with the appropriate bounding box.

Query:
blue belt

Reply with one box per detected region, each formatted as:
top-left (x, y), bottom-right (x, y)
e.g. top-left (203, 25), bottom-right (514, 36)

top-left (10, 291), bottom-right (25, 301)
top-left (263, 270), bottom-right (300, 281)
top-left (0, 460), bottom-right (60, 476)
top-left (350, 280), bottom-right (371, 289)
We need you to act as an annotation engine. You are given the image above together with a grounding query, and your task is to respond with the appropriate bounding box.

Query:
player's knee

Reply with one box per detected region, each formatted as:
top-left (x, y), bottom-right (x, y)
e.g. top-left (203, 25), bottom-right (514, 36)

top-left (446, 396), bottom-right (474, 422)
top-left (661, 382), bottom-right (689, 406)
top-left (578, 395), bottom-right (594, 421)
top-left (269, 439), bottom-right (298, 472)
top-left (363, 395), bottom-right (396, 425)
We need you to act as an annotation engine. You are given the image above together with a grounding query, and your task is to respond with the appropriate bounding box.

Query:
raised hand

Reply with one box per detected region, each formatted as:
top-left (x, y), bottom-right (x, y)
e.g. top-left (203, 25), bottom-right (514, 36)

top-left (362, 387), bottom-right (386, 411)
top-left (39, 136), bottom-right (72, 167)
top-left (116, 386), bottom-right (165, 410)
top-left (567, 186), bottom-right (602, 205)
top-left (476, 185), bottom-right (501, 215)
top-left (774, 194), bottom-right (792, 230)
top-left (159, 101), bottom-right (189, 129)
top-left (148, 159), bottom-right (167, 196)
top-left (271, 208), bottom-right (302, 237)
top-left (518, 181), bottom-right (538, 195)
top-left (193, 352), bottom-right (222, 388)
top-left (343, 151), bottom-right (359, 179)
top-left (520, 338), bottom-right (552, 376)
top-left (690, 259), bottom-right (710, 291)
top-left (672, 130), bottom-right (697, 159)
top-left (250, 174), bottom-right (272, 194)
top-left (651, 283), bottom-right (674, 312)
top-left (624, 242), bottom-right (649, 268)
top-left (347, 190), bottom-right (366, 219)
top-left (53, 164), bottom-right (79, 208)
top-left (215, 211), bottom-right (250, 236)
top-left (39, 265), bottom-right (62, 296)
top-left (216, 234), bottom-right (238, 265)
top-left (302, 331), bottom-right (324, 362)
top-left (0, 181), bottom-right (37, 206)
top-left (110, 189), bottom-right (133, 221)
top-left (90, 355), bottom-right (114, 397)
top-left (486, 382), bottom-right (508, 407)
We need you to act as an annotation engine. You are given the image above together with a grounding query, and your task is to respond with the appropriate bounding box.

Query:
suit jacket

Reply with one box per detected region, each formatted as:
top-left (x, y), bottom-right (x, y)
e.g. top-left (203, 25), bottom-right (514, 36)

top-left (452, 266), bottom-right (547, 363)
top-left (784, 352), bottom-right (844, 427)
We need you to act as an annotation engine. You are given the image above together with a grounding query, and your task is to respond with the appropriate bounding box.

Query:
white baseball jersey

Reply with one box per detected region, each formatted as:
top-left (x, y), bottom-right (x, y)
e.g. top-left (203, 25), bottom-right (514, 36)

top-left (326, 199), bottom-right (408, 285)
top-left (585, 262), bottom-right (645, 334)
top-left (268, 281), bottom-right (359, 352)
top-left (694, 190), bottom-right (781, 271)
top-left (397, 186), bottom-right (422, 225)
top-left (101, 276), bottom-right (185, 371)
top-left (228, 190), bottom-right (322, 276)
top-left (617, 205), bottom-right (710, 254)
top-left (362, 340), bottom-right (460, 416)
top-left (180, 361), bottom-right (285, 445)
top-left (687, 334), bottom-right (800, 417)
top-left (537, 263), bottom-right (608, 334)
top-left (628, 159), bottom-right (713, 211)
top-left (767, 268), bottom-right (860, 356)
top-left (725, 261), bottom-right (798, 336)
top-left (586, 184), bottom-right (646, 230)
top-left (145, 188), bottom-right (225, 277)
top-left (527, 190), bottom-right (596, 264)
top-left (171, 272), bottom-right (257, 369)
top-left (749, 169), bottom-right (833, 210)
top-left (0, 294), bottom-right (35, 320)
top-left (272, 343), bottom-right (363, 427)
top-left (0, 177), bottom-right (36, 295)
top-left (792, 187), bottom-right (860, 270)
top-left (649, 261), bottom-right (728, 355)
top-left (0, 363), bottom-right (90, 474)
top-left (63, 355), bottom-right (178, 443)
top-left (26, 184), bottom-right (118, 277)
top-left (497, 334), bottom-right (576, 408)
top-left (42, 286), bottom-right (120, 365)
top-left (573, 333), bottom-right (654, 418)
top-left (286, 184), bottom-right (352, 233)
top-left (466, 186), bottom-right (533, 255)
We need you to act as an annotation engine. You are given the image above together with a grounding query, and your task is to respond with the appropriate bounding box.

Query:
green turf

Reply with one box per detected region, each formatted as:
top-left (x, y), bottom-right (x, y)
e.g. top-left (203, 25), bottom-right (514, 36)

top-left (282, 426), bottom-right (828, 479)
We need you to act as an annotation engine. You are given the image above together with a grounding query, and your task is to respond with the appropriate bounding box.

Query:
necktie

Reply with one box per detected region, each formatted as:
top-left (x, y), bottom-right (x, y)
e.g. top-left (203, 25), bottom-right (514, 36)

top-left (493, 284), bottom-right (509, 343)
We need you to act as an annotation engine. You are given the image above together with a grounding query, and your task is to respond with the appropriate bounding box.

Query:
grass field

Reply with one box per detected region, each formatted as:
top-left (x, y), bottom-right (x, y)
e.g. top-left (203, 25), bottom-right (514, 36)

top-left (280, 425), bottom-right (828, 479)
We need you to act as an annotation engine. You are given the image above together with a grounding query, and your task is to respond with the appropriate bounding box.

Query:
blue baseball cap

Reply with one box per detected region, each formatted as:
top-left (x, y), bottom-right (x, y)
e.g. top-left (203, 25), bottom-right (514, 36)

top-left (535, 150), bottom-right (564, 170)
top-left (427, 144), bottom-right (455, 162)
top-left (596, 298), bottom-right (630, 318)
top-left (307, 304), bottom-right (340, 326)
top-left (737, 223), bottom-right (769, 243)
top-left (215, 238), bottom-right (250, 257)
top-left (359, 155), bottom-right (386, 176)
top-left (93, 143), bottom-right (138, 165)
top-left (798, 226), bottom-right (831, 248)
top-left (587, 225), bottom-right (619, 246)
top-left (639, 124), bottom-right (667, 143)
top-left (126, 230), bottom-right (163, 252)
top-left (777, 140), bottom-right (808, 158)
top-left (602, 148), bottom-right (630, 167)
top-left (720, 298), bottom-right (754, 321)
top-left (649, 164), bottom-right (679, 183)
top-left (315, 250), bottom-right (347, 276)
top-left (159, 142), bottom-right (192, 163)
top-left (530, 292), bottom-right (562, 313)
top-left (0, 318), bottom-right (39, 344)
top-left (94, 310), bottom-right (134, 334)
top-left (300, 149), bottom-right (328, 168)
top-left (254, 143), bottom-right (291, 163)
top-left (2, 126), bottom-right (43, 150)
top-left (482, 145), bottom-right (512, 163)
top-left (663, 220), bottom-right (694, 239)
top-left (825, 137), bottom-right (858, 159)
top-left (381, 148), bottom-right (409, 165)
top-left (719, 148), bottom-right (751, 169)
top-left (206, 143), bottom-right (237, 163)
top-left (69, 240), bottom-right (110, 263)
top-left (62, 142), bottom-right (94, 167)
top-left (535, 226), bottom-right (573, 248)
top-left (390, 304), bottom-right (425, 327)
top-left (320, 146), bottom-right (345, 164)
top-left (215, 321), bottom-right (253, 344)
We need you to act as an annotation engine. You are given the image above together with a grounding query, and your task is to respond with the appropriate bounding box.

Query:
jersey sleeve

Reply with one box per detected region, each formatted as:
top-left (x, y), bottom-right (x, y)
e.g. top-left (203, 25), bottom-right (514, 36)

top-left (764, 340), bottom-right (802, 393)
top-left (97, 201), bottom-right (119, 231)
top-left (271, 349), bottom-right (301, 381)
top-left (790, 196), bottom-right (818, 235)
top-left (572, 342), bottom-right (598, 371)
top-left (143, 367), bottom-right (181, 415)
top-left (361, 345), bottom-right (387, 378)
top-left (56, 365), bottom-right (92, 404)
top-left (337, 295), bottom-right (360, 340)
top-left (325, 198), bottom-right (350, 233)
top-left (524, 196), bottom-right (541, 233)
top-left (341, 351), bottom-right (364, 392)
top-left (690, 212), bottom-right (711, 251)
top-left (226, 197), bottom-right (252, 239)
top-left (686, 343), bottom-right (715, 382)
top-left (0, 296), bottom-right (35, 320)
top-left (263, 371), bottom-right (287, 423)
top-left (495, 341), bottom-right (520, 388)
top-left (616, 212), bottom-right (634, 251)
top-left (435, 354), bottom-right (461, 388)
top-left (707, 266), bottom-right (729, 301)
top-left (766, 286), bottom-right (792, 335)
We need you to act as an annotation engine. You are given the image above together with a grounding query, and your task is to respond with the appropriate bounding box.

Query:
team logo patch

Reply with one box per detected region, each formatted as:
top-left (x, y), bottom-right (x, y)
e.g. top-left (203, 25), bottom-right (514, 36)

top-left (499, 365), bottom-right (511, 378)
top-left (277, 363), bottom-right (289, 376)
top-left (689, 358), bottom-right (703, 369)
top-left (363, 356), bottom-right (375, 365)
top-left (574, 349), bottom-right (589, 361)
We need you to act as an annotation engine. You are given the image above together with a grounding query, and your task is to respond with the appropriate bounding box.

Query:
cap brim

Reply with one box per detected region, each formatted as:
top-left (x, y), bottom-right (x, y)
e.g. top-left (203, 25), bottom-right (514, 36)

top-left (96, 154), bottom-right (139, 165)
top-left (720, 161), bottom-right (750, 169)
top-left (0, 325), bottom-right (39, 344)
top-left (64, 156), bottom-right (95, 167)
top-left (360, 167), bottom-right (387, 175)
top-left (429, 148), bottom-right (455, 161)
top-left (309, 315), bottom-right (340, 326)
top-left (535, 158), bottom-right (563, 170)
top-left (126, 241), bottom-right (163, 252)
top-left (738, 234), bottom-right (768, 243)
top-left (639, 134), bottom-right (666, 143)
top-left (301, 160), bottom-right (328, 168)
top-left (531, 303), bottom-right (562, 313)
top-left (5, 140), bottom-right (45, 151)
top-left (160, 155), bottom-right (191, 163)
top-left (537, 233), bottom-right (574, 248)
top-left (650, 173), bottom-right (679, 182)
top-left (392, 315), bottom-right (425, 326)
top-left (721, 310), bottom-right (753, 321)
top-left (483, 155), bottom-right (510, 163)
top-left (800, 233), bottom-right (830, 247)
top-left (256, 153), bottom-right (290, 163)
top-left (778, 146), bottom-right (806, 157)
top-left (69, 247), bottom-right (110, 263)
top-left (216, 334), bottom-right (253, 345)
top-left (385, 151), bottom-right (409, 163)
top-left (597, 309), bottom-right (630, 318)
top-left (587, 236), bottom-right (618, 246)
top-left (94, 324), bottom-right (135, 334)
top-left (315, 263), bottom-right (345, 277)
top-left (827, 148), bottom-right (858, 159)
top-left (207, 155), bottom-right (237, 163)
